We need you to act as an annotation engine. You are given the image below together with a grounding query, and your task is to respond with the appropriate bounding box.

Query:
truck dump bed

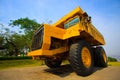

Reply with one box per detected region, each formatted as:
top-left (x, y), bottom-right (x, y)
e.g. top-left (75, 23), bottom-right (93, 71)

top-left (53, 6), bottom-right (105, 45)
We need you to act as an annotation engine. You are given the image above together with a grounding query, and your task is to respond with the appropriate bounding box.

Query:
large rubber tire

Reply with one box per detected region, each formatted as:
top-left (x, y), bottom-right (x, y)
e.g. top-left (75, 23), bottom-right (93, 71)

top-left (45, 59), bottom-right (62, 68)
top-left (94, 47), bottom-right (107, 67)
top-left (69, 40), bottom-right (94, 76)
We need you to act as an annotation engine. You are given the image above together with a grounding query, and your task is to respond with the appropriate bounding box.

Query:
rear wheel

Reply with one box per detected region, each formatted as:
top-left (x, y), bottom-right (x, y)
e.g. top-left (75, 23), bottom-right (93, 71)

top-left (94, 47), bottom-right (107, 67)
top-left (45, 59), bottom-right (62, 68)
top-left (69, 40), bottom-right (94, 76)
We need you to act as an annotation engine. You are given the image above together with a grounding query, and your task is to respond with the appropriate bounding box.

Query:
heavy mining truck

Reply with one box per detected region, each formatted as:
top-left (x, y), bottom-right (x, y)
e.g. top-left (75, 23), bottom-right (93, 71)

top-left (28, 6), bottom-right (107, 76)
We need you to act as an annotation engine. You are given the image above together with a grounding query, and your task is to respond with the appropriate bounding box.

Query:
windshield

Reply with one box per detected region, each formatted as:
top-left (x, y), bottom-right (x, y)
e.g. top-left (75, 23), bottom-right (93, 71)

top-left (32, 27), bottom-right (44, 51)
top-left (64, 17), bottom-right (79, 29)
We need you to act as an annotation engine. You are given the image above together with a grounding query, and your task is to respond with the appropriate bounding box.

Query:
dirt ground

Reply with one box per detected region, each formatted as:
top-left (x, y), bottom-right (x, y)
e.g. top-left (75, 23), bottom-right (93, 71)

top-left (0, 65), bottom-right (120, 80)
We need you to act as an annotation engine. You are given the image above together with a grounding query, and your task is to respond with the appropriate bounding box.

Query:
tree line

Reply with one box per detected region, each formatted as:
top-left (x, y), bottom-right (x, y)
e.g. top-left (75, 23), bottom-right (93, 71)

top-left (0, 17), bottom-right (41, 56)
top-left (108, 56), bottom-right (118, 62)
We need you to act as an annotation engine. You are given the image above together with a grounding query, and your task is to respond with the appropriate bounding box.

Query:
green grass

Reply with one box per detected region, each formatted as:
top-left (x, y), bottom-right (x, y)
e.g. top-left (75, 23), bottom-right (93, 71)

top-left (108, 62), bottom-right (120, 66)
top-left (1, 59), bottom-right (119, 70)
top-left (0, 59), bottom-right (44, 70)
top-left (62, 60), bottom-right (69, 64)
top-left (0, 59), bottom-right (70, 70)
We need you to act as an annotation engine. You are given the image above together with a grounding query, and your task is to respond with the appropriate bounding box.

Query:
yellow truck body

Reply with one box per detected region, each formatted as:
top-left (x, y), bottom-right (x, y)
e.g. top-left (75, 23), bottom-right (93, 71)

top-left (28, 6), bottom-right (105, 57)
top-left (28, 6), bottom-right (107, 76)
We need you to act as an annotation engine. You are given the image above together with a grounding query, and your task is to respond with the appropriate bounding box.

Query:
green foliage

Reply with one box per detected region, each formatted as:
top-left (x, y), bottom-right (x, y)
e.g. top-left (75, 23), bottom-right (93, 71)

top-left (9, 17), bottom-right (41, 34)
top-left (0, 56), bottom-right (32, 60)
top-left (0, 36), bottom-right (4, 49)
top-left (0, 17), bottom-right (42, 56)
top-left (9, 17), bottom-right (42, 52)
top-left (0, 36), bottom-right (4, 45)
top-left (108, 56), bottom-right (118, 62)
top-left (3, 33), bottom-right (29, 56)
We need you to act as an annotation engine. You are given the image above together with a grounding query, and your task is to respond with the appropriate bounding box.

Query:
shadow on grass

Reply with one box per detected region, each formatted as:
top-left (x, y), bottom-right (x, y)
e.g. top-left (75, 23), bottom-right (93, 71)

top-left (44, 64), bottom-right (105, 77)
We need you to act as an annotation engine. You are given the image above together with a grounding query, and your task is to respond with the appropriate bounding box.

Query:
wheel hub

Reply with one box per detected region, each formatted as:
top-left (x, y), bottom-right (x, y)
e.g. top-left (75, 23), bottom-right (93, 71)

top-left (81, 47), bottom-right (91, 68)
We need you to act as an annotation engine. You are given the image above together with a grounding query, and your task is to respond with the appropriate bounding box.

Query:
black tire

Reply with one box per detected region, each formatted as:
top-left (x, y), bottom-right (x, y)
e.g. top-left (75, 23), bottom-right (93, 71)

top-left (45, 59), bottom-right (62, 68)
top-left (94, 47), bottom-right (107, 67)
top-left (69, 40), bottom-right (94, 76)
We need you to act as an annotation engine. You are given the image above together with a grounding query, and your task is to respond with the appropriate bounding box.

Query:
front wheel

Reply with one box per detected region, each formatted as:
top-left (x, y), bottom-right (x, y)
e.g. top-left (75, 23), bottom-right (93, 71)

top-left (69, 40), bottom-right (94, 76)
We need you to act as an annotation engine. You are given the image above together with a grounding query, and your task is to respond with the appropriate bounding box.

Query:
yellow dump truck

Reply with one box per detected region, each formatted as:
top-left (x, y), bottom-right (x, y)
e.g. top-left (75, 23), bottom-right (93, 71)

top-left (28, 6), bottom-right (107, 76)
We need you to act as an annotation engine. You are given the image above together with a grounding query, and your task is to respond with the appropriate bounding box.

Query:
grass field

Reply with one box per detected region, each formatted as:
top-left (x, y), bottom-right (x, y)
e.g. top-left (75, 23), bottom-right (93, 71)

top-left (0, 60), bottom-right (120, 70)
top-left (0, 59), bottom-right (44, 70)
top-left (108, 62), bottom-right (120, 66)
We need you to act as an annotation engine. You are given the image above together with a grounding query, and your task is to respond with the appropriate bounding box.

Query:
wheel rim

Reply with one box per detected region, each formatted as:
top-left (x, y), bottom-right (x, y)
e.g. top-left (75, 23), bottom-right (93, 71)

top-left (102, 51), bottom-right (107, 63)
top-left (81, 47), bottom-right (91, 68)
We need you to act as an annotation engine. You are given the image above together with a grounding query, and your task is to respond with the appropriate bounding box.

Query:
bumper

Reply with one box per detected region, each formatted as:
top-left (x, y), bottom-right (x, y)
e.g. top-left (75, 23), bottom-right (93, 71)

top-left (28, 47), bottom-right (69, 57)
top-left (28, 49), bottom-right (42, 56)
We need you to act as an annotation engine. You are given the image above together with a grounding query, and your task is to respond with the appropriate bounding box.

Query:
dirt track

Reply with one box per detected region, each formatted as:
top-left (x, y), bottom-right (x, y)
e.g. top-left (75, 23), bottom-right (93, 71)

top-left (0, 65), bottom-right (120, 80)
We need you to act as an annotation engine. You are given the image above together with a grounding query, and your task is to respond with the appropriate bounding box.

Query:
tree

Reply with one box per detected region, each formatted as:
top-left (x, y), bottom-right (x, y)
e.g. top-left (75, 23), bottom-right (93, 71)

top-left (108, 56), bottom-right (118, 62)
top-left (9, 17), bottom-right (41, 34)
top-left (9, 17), bottom-right (41, 51)
top-left (0, 36), bottom-right (4, 49)
top-left (0, 18), bottom-right (41, 56)
top-left (0, 26), bottom-right (27, 56)
top-left (0, 23), bottom-right (4, 49)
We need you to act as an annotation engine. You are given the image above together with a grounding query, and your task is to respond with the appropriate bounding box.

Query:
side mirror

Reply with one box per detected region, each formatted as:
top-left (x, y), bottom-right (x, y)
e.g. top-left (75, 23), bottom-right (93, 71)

top-left (88, 16), bottom-right (91, 23)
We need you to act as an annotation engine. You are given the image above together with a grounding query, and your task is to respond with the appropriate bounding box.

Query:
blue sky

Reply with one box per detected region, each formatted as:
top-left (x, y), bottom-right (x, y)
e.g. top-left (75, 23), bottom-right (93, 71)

top-left (0, 0), bottom-right (120, 59)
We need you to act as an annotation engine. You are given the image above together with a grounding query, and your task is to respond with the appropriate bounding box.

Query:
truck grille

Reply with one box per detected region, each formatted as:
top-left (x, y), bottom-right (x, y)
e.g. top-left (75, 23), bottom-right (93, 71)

top-left (32, 27), bottom-right (44, 51)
